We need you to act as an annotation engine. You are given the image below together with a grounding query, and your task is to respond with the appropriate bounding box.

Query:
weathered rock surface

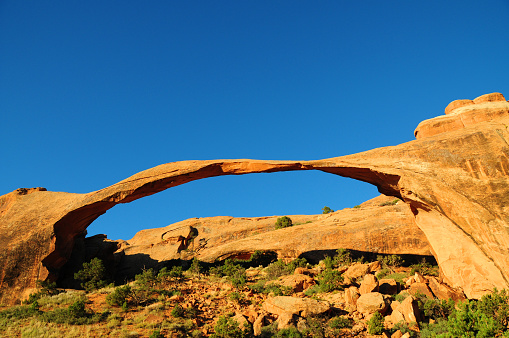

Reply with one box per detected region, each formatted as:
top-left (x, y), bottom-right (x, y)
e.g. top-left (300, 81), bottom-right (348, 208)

top-left (262, 296), bottom-right (330, 318)
top-left (109, 194), bottom-right (428, 280)
top-left (1, 92), bottom-right (509, 303)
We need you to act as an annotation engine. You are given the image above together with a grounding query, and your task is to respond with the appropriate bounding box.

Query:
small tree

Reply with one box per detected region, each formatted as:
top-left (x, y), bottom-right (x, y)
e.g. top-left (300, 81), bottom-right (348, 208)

top-left (275, 216), bottom-right (293, 230)
top-left (74, 258), bottom-right (107, 292)
top-left (322, 206), bottom-right (334, 214)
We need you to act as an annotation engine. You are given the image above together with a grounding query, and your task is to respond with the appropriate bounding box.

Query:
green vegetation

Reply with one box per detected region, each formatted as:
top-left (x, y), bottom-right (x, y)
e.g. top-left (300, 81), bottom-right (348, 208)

top-left (380, 198), bottom-right (400, 206)
top-left (410, 258), bottom-right (439, 277)
top-left (74, 258), bottom-right (108, 292)
top-left (275, 216), bottom-right (293, 229)
top-left (322, 206), bottom-right (334, 214)
top-left (210, 259), bottom-right (247, 288)
top-left (419, 288), bottom-right (509, 337)
top-left (367, 311), bottom-right (384, 335)
top-left (210, 315), bottom-right (250, 338)
top-left (264, 258), bottom-right (307, 280)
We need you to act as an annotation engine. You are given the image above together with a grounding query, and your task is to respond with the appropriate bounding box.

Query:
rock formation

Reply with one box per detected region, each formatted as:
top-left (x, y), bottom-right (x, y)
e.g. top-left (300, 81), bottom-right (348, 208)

top-left (1, 92), bottom-right (508, 303)
top-left (99, 194), bottom-right (431, 281)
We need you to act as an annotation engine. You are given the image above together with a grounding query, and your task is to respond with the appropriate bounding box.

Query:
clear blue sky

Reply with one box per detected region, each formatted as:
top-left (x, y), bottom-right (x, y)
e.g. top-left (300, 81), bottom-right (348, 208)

top-left (1, 1), bottom-right (508, 240)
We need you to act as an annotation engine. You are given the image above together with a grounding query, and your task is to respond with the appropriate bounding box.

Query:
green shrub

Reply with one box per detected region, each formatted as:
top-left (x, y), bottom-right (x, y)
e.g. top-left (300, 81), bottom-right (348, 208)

top-left (367, 312), bottom-right (384, 335)
top-left (135, 268), bottom-right (158, 290)
top-left (149, 329), bottom-right (165, 338)
top-left (210, 315), bottom-right (249, 338)
top-left (380, 199), bottom-right (400, 206)
top-left (171, 304), bottom-right (196, 319)
top-left (333, 248), bottom-right (352, 266)
top-left (391, 321), bottom-right (417, 337)
top-left (0, 304), bottom-right (40, 319)
top-left (377, 254), bottom-right (404, 268)
top-left (375, 267), bottom-right (391, 280)
top-left (106, 285), bottom-right (132, 307)
top-left (210, 259), bottom-right (248, 288)
top-left (275, 216), bottom-right (293, 230)
top-left (275, 326), bottom-right (303, 338)
top-left (353, 205), bottom-right (361, 209)
top-left (158, 266), bottom-right (184, 280)
top-left (328, 316), bottom-right (351, 329)
top-left (410, 259), bottom-right (439, 277)
top-left (419, 319), bottom-right (450, 338)
top-left (422, 298), bottom-right (455, 321)
top-left (322, 206), bottom-right (334, 214)
top-left (74, 258), bottom-right (108, 292)
top-left (188, 257), bottom-right (202, 275)
top-left (264, 258), bottom-right (307, 280)
top-left (250, 281), bottom-right (292, 296)
top-left (316, 269), bottom-right (344, 293)
top-left (228, 291), bottom-right (245, 303)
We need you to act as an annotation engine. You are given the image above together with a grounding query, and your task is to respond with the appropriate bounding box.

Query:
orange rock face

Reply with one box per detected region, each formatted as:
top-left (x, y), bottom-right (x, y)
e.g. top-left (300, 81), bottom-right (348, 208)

top-left (1, 92), bottom-right (509, 303)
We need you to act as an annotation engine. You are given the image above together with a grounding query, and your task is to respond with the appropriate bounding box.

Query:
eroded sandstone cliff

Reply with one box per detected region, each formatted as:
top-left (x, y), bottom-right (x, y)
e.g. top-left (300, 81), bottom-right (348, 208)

top-left (1, 92), bottom-right (508, 303)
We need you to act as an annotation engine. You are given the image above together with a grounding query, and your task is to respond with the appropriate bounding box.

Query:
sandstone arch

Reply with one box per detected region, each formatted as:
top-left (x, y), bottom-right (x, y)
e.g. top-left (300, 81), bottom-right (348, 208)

top-left (1, 93), bottom-right (509, 302)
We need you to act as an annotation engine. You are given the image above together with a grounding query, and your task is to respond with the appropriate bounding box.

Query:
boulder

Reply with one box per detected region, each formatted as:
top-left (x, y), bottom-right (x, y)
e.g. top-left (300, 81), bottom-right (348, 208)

top-left (253, 313), bottom-right (265, 336)
top-left (408, 282), bottom-right (434, 299)
top-left (276, 274), bottom-right (315, 293)
top-left (359, 274), bottom-right (379, 294)
top-left (344, 286), bottom-right (360, 312)
top-left (356, 292), bottom-right (390, 315)
top-left (399, 296), bottom-right (421, 323)
top-left (262, 296), bottom-right (330, 318)
top-left (379, 278), bottom-right (399, 295)
top-left (427, 276), bottom-right (466, 302)
top-left (344, 263), bottom-right (370, 280)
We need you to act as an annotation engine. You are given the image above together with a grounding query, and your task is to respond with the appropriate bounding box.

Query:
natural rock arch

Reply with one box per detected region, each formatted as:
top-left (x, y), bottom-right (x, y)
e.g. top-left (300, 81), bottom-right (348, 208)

top-left (1, 93), bottom-right (509, 303)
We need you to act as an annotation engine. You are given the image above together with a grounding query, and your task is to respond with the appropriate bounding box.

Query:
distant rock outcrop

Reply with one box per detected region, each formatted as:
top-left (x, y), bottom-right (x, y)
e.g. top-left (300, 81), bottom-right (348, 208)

top-left (1, 92), bottom-right (509, 303)
top-left (104, 195), bottom-right (431, 280)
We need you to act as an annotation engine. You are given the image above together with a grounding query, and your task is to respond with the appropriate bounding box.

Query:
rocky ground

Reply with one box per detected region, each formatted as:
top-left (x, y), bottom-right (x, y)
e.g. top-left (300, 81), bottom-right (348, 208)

top-left (0, 247), bottom-right (481, 338)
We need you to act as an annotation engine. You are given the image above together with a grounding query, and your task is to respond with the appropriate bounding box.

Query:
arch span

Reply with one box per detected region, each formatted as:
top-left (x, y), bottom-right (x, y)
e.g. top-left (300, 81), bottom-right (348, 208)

top-left (2, 107), bottom-right (509, 301)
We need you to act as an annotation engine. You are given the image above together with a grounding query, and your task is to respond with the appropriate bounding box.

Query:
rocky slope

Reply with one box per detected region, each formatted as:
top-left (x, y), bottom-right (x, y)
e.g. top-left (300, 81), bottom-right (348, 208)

top-left (1, 92), bottom-right (509, 304)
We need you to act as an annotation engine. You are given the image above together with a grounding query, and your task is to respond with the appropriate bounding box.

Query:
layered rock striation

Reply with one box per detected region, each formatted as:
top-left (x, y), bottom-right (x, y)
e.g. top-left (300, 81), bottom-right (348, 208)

top-left (1, 92), bottom-right (509, 303)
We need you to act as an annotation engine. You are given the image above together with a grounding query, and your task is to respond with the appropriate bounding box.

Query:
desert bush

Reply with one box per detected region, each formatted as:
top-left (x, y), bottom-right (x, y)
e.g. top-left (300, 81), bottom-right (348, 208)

top-left (410, 259), bottom-right (439, 277)
top-left (264, 258), bottom-right (307, 280)
top-left (377, 254), bottom-right (404, 268)
top-left (40, 299), bottom-right (105, 325)
top-left (422, 298), bottom-right (455, 320)
top-left (333, 248), bottom-right (352, 266)
top-left (171, 304), bottom-right (197, 319)
top-left (315, 269), bottom-right (344, 293)
top-left (135, 268), bottom-right (158, 290)
top-left (158, 265), bottom-right (184, 280)
top-left (0, 304), bottom-right (40, 319)
top-left (275, 216), bottom-right (293, 230)
top-left (228, 291), bottom-right (245, 303)
top-left (149, 329), bottom-right (165, 338)
top-left (328, 316), bottom-right (351, 330)
top-left (106, 285), bottom-right (132, 307)
top-left (74, 257), bottom-right (108, 292)
top-left (210, 259), bottom-right (247, 288)
top-left (380, 199), bottom-right (400, 206)
top-left (275, 326), bottom-right (303, 337)
top-left (250, 281), bottom-right (292, 296)
top-left (210, 315), bottom-right (250, 338)
top-left (391, 321), bottom-right (417, 337)
top-left (367, 311), bottom-right (384, 335)
top-left (419, 319), bottom-right (450, 338)
top-left (188, 257), bottom-right (202, 275)
top-left (322, 206), bottom-right (334, 214)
